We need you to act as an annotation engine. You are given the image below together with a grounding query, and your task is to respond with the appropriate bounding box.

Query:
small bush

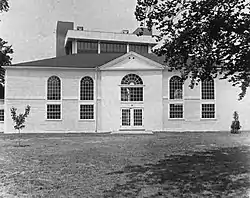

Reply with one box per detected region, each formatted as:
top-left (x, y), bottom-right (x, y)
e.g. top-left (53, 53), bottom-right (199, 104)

top-left (231, 111), bottom-right (241, 134)
top-left (10, 105), bottom-right (31, 146)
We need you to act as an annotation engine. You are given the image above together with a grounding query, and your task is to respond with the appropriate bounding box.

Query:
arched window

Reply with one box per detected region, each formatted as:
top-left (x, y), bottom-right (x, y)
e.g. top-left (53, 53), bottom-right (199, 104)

top-left (80, 76), bottom-right (94, 100)
top-left (121, 74), bottom-right (143, 85)
top-left (121, 74), bottom-right (143, 101)
top-left (201, 79), bottom-right (214, 99)
top-left (47, 76), bottom-right (61, 100)
top-left (169, 76), bottom-right (183, 100)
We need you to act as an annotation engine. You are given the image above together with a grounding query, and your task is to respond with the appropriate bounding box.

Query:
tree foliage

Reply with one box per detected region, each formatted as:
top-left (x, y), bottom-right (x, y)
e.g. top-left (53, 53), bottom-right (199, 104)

top-left (135, 0), bottom-right (250, 99)
top-left (0, 0), bottom-right (13, 84)
top-left (0, 0), bottom-right (9, 13)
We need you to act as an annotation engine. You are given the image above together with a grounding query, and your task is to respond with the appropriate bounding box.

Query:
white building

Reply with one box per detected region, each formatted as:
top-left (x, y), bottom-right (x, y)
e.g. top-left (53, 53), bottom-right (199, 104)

top-left (2, 21), bottom-right (250, 133)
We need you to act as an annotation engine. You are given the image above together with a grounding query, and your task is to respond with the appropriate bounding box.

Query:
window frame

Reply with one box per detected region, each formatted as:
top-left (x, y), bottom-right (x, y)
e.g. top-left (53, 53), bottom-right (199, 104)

top-left (169, 76), bottom-right (184, 100)
top-left (168, 76), bottom-right (184, 120)
top-left (46, 76), bottom-right (62, 121)
top-left (0, 109), bottom-right (4, 122)
top-left (200, 102), bottom-right (216, 120)
top-left (46, 103), bottom-right (62, 120)
top-left (79, 103), bottom-right (95, 121)
top-left (46, 76), bottom-right (62, 101)
top-left (201, 79), bottom-right (215, 100)
top-left (79, 76), bottom-right (94, 101)
top-left (168, 102), bottom-right (185, 120)
top-left (120, 74), bottom-right (144, 103)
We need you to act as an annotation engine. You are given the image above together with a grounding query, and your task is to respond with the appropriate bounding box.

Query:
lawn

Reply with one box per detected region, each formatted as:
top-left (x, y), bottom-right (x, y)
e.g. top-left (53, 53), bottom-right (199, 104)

top-left (0, 132), bottom-right (250, 197)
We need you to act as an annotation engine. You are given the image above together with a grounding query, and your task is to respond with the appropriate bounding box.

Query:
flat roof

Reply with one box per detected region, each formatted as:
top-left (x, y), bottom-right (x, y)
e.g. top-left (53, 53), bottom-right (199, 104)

top-left (65, 29), bottom-right (157, 46)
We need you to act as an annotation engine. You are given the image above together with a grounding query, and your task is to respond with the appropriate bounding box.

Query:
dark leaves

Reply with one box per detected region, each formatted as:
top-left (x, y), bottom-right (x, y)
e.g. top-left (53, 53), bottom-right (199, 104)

top-left (135, 0), bottom-right (250, 100)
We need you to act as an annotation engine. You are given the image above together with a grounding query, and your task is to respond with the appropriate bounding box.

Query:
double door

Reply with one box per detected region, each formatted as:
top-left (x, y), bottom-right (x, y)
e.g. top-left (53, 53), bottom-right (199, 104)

top-left (121, 108), bottom-right (143, 129)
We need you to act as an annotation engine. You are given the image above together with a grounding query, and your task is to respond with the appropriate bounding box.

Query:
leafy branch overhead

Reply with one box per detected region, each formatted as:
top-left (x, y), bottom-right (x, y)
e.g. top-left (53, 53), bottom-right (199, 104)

top-left (0, 0), bottom-right (13, 84)
top-left (135, 0), bottom-right (250, 99)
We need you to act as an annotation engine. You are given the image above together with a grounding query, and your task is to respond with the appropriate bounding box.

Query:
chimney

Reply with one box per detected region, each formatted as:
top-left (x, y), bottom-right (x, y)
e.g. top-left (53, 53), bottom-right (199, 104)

top-left (56, 21), bottom-right (74, 57)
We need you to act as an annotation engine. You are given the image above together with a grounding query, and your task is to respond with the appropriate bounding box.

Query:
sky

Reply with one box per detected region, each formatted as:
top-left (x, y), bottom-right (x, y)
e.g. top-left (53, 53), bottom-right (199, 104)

top-left (0, 0), bottom-right (140, 63)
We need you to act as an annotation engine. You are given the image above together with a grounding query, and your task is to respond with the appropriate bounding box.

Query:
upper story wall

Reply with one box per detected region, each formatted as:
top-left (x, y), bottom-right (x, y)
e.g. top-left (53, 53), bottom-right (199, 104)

top-left (56, 21), bottom-right (157, 55)
top-left (5, 68), bottom-right (96, 100)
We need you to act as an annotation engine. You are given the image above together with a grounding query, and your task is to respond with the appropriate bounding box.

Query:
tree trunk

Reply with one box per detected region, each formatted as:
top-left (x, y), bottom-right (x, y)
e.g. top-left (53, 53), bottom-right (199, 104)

top-left (18, 129), bottom-right (20, 146)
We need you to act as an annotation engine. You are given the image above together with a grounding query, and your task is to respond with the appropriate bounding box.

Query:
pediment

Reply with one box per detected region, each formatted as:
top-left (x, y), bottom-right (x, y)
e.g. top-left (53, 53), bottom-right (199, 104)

top-left (99, 52), bottom-right (164, 71)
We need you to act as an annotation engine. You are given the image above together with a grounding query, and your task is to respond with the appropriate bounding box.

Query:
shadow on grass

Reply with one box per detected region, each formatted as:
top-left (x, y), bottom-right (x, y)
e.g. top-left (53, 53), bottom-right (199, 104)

top-left (13, 144), bottom-right (30, 147)
top-left (104, 146), bottom-right (250, 197)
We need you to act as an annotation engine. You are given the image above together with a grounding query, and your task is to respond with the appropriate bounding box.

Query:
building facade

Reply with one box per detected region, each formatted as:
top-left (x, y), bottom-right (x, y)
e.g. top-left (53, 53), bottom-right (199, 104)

top-left (3, 21), bottom-right (250, 133)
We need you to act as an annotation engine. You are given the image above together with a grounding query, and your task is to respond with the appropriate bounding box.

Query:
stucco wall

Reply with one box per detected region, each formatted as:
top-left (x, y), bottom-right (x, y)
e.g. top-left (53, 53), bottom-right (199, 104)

top-left (100, 70), bottom-right (163, 132)
top-left (162, 70), bottom-right (250, 131)
top-left (4, 62), bottom-right (250, 133)
top-left (5, 68), bottom-right (96, 133)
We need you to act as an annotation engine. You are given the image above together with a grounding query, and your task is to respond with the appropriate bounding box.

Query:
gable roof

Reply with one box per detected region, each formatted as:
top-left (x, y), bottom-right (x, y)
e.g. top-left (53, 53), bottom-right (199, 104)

top-left (10, 52), bottom-right (167, 69)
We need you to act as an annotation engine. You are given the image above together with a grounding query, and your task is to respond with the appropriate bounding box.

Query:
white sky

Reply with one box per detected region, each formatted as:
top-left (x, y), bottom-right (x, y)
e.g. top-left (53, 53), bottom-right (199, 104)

top-left (0, 0), bottom-right (139, 63)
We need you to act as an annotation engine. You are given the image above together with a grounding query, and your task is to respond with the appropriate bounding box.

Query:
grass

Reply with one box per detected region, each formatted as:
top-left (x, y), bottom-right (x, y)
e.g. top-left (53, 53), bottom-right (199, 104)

top-left (0, 132), bottom-right (250, 197)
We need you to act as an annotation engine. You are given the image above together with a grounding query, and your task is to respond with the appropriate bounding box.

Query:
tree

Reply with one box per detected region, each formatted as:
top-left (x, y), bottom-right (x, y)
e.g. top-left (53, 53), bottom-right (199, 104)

top-left (0, 0), bottom-right (13, 84)
top-left (10, 105), bottom-right (31, 146)
top-left (135, 0), bottom-right (250, 100)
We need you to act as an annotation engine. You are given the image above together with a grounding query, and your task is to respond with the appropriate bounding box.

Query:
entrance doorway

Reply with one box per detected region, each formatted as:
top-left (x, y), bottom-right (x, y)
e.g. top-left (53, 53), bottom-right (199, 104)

top-left (121, 108), bottom-right (143, 129)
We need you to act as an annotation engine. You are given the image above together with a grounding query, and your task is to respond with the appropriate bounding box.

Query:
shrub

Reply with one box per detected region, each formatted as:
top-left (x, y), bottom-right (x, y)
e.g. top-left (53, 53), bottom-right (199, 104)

top-left (231, 111), bottom-right (241, 134)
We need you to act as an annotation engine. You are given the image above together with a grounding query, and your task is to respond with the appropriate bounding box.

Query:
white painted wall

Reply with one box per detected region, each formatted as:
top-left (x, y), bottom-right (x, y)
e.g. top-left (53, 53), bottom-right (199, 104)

top-left (4, 57), bottom-right (250, 133)
top-left (100, 69), bottom-right (163, 132)
top-left (162, 70), bottom-right (250, 132)
top-left (5, 68), bottom-right (96, 133)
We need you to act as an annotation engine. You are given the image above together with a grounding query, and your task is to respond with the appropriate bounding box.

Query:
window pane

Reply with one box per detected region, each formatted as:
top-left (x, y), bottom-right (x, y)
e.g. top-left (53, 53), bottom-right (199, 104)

top-left (121, 74), bottom-right (143, 85)
top-left (129, 44), bottom-right (148, 53)
top-left (122, 109), bottom-right (130, 126)
top-left (202, 80), bottom-right (215, 99)
top-left (77, 41), bottom-right (98, 53)
top-left (80, 105), bottom-right (94, 119)
top-left (47, 104), bottom-right (61, 119)
top-left (170, 76), bottom-right (183, 100)
top-left (170, 103), bottom-right (183, 118)
top-left (202, 104), bottom-right (215, 118)
top-left (80, 77), bottom-right (94, 100)
top-left (121, 87), bottom-right (143, 101)
top-left (0, 109), bottom-right (4, 121)
top-left (100, 42), bottom-right (126, 53)
top-left (134, 109), bottom-right (142, 126)
top-left (47, 76), bottom-right (61, 100)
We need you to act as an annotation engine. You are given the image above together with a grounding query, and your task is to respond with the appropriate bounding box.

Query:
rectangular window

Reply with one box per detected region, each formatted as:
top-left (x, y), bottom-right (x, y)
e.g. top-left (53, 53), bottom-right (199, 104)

top-left (121, 109), bottom-right (130, 126)
top-left (201, 81), bottom-right (215, 100)
top-left (100, 42), bottom-right (127, 53)
top-left (47, 104), bottom-right (61, 120)
top-left (80, 104), bottom-right (94, 120)
top-left (0, 109), bottom-right (4, 121)
top-left (121, 87), bottom-right (143, 101)
top-left (169, 103), bottom-right (183, 119)
top-left (134, 109), bottom-right (143, 126)
top-left (202, 104), bottom-right (215, 119)
top-left (129, 44), bottom-right (148, 53)
top-left (77, 41), bottom-right (98, 53)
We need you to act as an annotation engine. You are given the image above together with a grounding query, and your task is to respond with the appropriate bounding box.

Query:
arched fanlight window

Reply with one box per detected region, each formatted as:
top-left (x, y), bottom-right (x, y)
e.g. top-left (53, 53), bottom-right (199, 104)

top-left (121, 74), bottom-right (143, 101)
top-left (121, 74), bottom-right (143, 85)
top-left (201, 79), bottom-right (215, 99)
top-left (47, 76), bottom-right (61, 100)
top-left (169, 76), bottom-right (183, 99)
top-left (80, 76), bottom-right (94, 100)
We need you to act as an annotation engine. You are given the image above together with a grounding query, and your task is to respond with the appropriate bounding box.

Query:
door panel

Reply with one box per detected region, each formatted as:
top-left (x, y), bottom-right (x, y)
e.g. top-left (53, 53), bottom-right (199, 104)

top-left (133, 109), bottom-right (143, 126)
top-left (121, 108), bottom-right (143, 128)
top-left (121, 109), bottom-right (130, 126)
